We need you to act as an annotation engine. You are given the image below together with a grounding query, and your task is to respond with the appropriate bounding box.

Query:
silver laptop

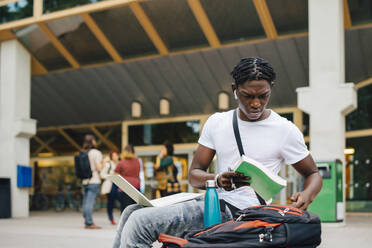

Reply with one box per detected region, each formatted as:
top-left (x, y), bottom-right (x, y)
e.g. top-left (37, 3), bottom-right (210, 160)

top-left (108, 175), bottom-right (203, 207)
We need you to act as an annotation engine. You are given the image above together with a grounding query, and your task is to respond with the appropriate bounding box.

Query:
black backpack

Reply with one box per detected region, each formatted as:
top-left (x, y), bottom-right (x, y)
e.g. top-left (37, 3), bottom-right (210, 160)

top-left (158, 204), bottom-right (321, 248)
top-left (74, 152), bottom-right (92, 179)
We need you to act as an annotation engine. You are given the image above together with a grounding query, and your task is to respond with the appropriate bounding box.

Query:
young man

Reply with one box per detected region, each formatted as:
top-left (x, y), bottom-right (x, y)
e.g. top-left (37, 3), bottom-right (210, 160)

top-left (112, 57), bottom-right (322, 248)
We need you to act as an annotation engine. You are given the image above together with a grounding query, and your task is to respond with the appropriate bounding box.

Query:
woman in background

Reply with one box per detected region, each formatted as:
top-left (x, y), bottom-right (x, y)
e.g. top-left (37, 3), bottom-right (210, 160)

top-left (114, 145), bottom-right (141, 212)
top-left (100, 151), bottom-right (120, 225)
top-left (155, 141), bottom-right (179, 197)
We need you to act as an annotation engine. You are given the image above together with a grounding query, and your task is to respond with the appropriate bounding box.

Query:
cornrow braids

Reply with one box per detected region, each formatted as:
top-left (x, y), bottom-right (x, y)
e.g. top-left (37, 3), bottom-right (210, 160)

top-left (230, 57), bottom-right (276, 86)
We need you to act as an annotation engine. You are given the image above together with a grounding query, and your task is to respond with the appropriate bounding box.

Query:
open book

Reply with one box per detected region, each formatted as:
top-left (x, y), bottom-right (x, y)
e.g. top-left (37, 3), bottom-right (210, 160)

top-left (233, 155), bottom-right (287, 201)
top-left (108, 175), bottom-right (203, 207)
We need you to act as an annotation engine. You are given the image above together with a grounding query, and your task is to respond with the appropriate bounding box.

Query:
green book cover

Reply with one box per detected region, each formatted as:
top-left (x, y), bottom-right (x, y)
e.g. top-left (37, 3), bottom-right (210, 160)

top-left (233, 155), bottom-right (287, 201)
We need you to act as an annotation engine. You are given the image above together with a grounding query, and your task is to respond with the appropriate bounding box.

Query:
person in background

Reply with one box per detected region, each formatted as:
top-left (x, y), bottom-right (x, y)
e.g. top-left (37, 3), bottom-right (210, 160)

top-left (155, 141), bottom-right (178, 196)
top-left (139, 157), bottom-right (145, 194)
top-left (81, 134), bottom-right (103, 229)
top-left (100, 151), bottom-right (120, 225)
top-left (114, 145), bottom-right (141, 212)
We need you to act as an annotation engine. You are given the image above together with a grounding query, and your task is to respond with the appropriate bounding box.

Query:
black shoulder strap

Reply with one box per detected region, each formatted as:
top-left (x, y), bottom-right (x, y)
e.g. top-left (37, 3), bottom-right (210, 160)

top-left (233, 109), bottom-right (244, 156)
top-left (232, 109), bottom-right (266, 206)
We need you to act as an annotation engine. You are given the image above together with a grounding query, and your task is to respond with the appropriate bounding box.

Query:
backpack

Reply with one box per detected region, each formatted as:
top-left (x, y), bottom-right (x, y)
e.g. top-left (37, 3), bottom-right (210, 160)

top-left (158, 204), bottom-right (321, 248)
top-left (74, 152), bottom-right (92, 179)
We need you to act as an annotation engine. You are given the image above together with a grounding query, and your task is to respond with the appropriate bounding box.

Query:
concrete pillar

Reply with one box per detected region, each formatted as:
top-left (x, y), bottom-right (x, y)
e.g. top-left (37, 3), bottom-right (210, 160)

top-left (0, 40), bottom-right (36, 217)
top-left (297, 0), bottom-right (357, 221)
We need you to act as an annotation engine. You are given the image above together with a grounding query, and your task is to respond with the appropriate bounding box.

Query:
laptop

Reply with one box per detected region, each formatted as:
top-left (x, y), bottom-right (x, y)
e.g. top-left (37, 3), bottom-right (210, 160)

top-left (108, 175), bottom-right (203, 207)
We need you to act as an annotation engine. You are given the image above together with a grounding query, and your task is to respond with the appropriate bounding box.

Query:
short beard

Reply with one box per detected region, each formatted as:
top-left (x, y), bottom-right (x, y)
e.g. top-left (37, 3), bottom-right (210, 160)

top-left (238, 102), bottom-right (264, 121)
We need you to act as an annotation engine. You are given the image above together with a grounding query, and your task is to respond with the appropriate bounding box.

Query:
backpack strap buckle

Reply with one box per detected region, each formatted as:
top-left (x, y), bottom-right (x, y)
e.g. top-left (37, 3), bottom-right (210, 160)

top-left (259, 226), bottom-right (274, 243)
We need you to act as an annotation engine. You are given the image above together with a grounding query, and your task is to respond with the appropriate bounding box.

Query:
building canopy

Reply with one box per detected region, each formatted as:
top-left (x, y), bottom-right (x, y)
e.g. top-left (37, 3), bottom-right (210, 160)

top-left (0, 0), bottom-right (371, 126)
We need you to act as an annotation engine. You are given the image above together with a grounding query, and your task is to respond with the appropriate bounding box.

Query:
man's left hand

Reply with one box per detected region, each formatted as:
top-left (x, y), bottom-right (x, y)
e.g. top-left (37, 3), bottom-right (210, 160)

top-left (290, 191), bottom-right (314, 210)
top-left (217, 172), bottom-right (250, 191)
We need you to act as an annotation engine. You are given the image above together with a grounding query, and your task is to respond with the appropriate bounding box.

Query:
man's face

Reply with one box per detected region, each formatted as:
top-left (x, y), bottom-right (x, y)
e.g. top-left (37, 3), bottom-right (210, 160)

top-left (233, 80), bottom-right (272, 121)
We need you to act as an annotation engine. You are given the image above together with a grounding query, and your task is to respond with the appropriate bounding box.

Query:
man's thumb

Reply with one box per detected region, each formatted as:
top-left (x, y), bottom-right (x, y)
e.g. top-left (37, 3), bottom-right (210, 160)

top-left (290, 192), bottom-right (300, 202)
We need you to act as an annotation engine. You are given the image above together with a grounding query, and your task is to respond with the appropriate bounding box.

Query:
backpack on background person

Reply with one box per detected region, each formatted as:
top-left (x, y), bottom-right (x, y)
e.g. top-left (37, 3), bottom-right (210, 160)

top-left (158, 204), bottom-right (321, 248)
top-left (74, 152), bottom-right (92, 179)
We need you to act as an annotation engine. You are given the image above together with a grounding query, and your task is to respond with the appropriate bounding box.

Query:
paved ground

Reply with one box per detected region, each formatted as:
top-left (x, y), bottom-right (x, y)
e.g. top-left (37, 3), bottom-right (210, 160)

top-left (1, 210), bottom-right (372, 248)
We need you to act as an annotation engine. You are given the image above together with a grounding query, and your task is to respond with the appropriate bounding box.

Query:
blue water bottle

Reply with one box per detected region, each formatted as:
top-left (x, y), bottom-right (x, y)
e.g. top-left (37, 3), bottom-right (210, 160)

top-left (204, 180), bottom-right (222, 228)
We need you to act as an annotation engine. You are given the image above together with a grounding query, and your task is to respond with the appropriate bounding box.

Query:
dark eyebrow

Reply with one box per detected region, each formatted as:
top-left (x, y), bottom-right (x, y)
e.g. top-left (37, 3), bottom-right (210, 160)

top-left (259, 92), bottom-right (270, 97)
top-left (239, 90), bottom-right (270, 96)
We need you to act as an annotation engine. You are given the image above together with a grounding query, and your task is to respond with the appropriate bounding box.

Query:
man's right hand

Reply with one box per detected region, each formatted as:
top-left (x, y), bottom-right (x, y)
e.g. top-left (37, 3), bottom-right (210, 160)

top-left (217, 172), bottom-right (250, 191)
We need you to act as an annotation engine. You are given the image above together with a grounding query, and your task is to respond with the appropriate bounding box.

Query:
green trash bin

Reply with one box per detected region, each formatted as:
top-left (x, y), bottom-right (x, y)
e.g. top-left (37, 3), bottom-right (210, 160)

top-left (308, 160), bottom-right (344, 222)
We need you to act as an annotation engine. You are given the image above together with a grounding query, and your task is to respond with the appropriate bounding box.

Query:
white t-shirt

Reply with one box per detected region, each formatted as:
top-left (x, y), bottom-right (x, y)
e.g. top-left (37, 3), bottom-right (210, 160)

top-left (82, 148), bottom-right (103, 185)
top-left (198, 109), bottom-right (309, 210)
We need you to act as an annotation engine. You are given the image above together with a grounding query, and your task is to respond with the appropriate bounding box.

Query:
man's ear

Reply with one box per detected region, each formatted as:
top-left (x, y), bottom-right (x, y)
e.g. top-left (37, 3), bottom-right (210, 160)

top-left (231, 83), bottom-right (237, 93)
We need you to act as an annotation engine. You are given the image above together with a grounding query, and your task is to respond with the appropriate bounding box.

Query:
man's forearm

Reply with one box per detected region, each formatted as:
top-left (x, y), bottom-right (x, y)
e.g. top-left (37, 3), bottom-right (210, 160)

top-left (303, 172), bottom-right (323, 200)
top-left (189, 169), bottom-right (215, 189)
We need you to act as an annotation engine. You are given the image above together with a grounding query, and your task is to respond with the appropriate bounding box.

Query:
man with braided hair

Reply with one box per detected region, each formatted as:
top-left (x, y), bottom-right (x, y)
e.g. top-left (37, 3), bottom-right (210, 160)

top-left (190, 57), bottom-right (322, 210)
top-left (112, 57), bottom-right (322, 248)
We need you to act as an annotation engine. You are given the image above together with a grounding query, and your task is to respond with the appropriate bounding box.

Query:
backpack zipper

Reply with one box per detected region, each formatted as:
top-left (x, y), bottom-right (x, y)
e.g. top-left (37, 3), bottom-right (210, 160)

top-left (237, 205), bottom-right (303, 221)
top-left (263, 206), bottom-right (303, 216)
top-left (237, 207), bottom-right (302, 220)
top-left (270, 205), bottom-right (303, 214)
top-left (279, 208), bottom-right (289, 216)
top-left (236, 214), bottom-right (246, 222)
top-left (273, 204), bottom-right (303, 213)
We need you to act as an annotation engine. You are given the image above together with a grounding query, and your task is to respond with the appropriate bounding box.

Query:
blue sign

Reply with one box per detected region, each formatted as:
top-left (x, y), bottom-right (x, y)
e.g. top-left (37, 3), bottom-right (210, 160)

top-left (17, 165), bottom-right (32, 187)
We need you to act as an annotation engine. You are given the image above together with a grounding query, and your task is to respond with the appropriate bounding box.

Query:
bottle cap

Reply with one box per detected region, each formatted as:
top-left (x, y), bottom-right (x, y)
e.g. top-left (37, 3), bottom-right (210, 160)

top-left (205, 180), bottom-right (216, 188)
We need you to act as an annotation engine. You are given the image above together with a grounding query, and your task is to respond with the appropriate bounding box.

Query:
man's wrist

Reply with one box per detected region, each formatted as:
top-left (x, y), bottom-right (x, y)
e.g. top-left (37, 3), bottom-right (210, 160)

top-left (214, 173), bottom-right (221, 188)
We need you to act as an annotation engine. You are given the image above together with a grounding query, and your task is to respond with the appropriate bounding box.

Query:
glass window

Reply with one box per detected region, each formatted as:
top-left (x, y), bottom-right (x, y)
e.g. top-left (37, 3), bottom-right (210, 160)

top-left (43, 0), bottom-right (103, 13)
top-left (348, 0), bottom-right (372, 25)
top-left (0, 0), bottom-right (32, 24)
top-left (31, 161), bottom-right (88, 211)
top-left (266, 0), bottom-right (308, 35)
top-left (105, 125), bottom-right (122, 152)
top-left (128, 120), bottom-right (201, 146)
top-left (346, 137), bottom-right (372, 211)
top-left (200, 0), bottom-right (265, 43)
top-left (138, 153), bottom-right (191, 199)
top-left (278, 113), bottom-right (293, 122)
top-left (302, 112), bottom-right (309, 136)
top-left (30, 137), bottom-right (41, 155)
top-left (346, 84), bottom-right (372, 131)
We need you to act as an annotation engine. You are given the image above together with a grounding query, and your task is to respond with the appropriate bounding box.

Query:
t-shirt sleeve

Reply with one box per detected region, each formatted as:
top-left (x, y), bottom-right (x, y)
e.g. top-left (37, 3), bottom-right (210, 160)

top-left (198, 114), bottom-right (216, 150)
top-left (280, 123), bottom-right (309, 165)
